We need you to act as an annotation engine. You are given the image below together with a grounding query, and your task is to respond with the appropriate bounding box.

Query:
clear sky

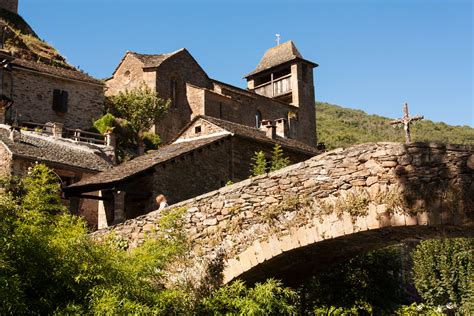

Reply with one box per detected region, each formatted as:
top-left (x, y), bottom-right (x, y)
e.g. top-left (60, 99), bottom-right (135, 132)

top-left (21, 0), bottom-right (473, 126)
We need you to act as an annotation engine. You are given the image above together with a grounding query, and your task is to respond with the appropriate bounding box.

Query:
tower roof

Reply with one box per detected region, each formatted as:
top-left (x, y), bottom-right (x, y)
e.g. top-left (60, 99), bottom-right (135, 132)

top-left (245, 40), bottom-right (317, 78)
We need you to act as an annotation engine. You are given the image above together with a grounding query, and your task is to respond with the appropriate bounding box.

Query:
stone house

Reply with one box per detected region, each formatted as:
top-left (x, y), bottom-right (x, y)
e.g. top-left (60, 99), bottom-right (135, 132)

top-left (0, 0), bottom-right (105, 130)
top-left (64, 116), bottom-right (320, 229)
top-left (105, 40), bottom-right (318, 147)
top-left (0, 123), bottom-right (114, 224)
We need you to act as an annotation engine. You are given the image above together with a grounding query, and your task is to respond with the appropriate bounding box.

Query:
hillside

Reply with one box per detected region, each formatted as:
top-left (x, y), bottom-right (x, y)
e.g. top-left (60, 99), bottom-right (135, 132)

top-left (0, 8), bottom-right (73, 69)
top-left (316, 102), bottom-right (474, 149)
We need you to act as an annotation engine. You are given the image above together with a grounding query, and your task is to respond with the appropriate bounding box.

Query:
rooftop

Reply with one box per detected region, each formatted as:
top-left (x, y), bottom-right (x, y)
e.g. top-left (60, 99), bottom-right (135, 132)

top-left (245, 40), bottom-right (318, 78)
top-left (0, 125), bottom-right (113, 172)
top-left (64, 134), bottom-right (228, 193)
top-left (175, 115), bottom-right (321, 156)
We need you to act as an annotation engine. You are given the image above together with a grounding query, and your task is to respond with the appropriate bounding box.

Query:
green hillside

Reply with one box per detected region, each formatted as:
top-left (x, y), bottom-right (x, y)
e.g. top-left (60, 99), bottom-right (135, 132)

top-left (316, 102), bottom-right (474, 149)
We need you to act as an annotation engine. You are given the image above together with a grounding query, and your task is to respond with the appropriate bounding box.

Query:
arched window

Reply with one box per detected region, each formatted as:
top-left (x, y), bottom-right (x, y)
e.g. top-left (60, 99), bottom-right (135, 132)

top-left (255, 110), bottom-right (262, 128)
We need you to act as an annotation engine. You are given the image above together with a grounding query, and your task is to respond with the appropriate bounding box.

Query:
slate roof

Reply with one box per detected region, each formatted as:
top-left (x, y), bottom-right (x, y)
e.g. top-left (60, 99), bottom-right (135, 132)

top-left (65, 134), bottom-right (228, 192)
top-left (176, 116), bottom-right (320, 156)
top-left (245, 41), bottom-right (318, 78)
top-left (0, 125), bottom-right (112, 172)
top-left (11, 58), bottom-right (103, 85)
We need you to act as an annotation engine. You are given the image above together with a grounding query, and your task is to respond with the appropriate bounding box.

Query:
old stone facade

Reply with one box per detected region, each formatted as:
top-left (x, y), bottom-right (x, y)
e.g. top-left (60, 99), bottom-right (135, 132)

top-left (106, 41), bottom-right (318, 146)
top-left (0, 57), bottom-right (105, 130)
top-left (65, 116), bottom-right (319, 228)
top-left (91, 142), bottom-right (474, 285)
top-left (0, 124), bottom-right (114, 227)
top-left (0, 0), bottom-right (18, 13)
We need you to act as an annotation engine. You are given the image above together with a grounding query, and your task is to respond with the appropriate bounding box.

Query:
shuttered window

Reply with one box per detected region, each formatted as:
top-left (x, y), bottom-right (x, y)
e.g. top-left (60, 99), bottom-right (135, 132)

top-left (52, 89), bottom-right (68, 113)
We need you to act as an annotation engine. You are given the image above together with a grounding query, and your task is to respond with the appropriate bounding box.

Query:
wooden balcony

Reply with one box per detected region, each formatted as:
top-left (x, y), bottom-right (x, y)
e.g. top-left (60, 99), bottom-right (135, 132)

top-left (253, 75), bottom-right (291, 98)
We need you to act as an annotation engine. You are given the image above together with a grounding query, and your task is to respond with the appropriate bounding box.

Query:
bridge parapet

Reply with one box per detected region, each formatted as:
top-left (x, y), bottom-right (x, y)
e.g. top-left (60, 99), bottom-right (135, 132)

top-left (93, 142), bottom-right (474, 284)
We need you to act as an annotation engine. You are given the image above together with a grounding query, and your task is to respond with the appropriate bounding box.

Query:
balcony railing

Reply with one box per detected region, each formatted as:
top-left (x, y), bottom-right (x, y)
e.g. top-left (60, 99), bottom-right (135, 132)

top-left (254, 75), bottom-right (291, 98)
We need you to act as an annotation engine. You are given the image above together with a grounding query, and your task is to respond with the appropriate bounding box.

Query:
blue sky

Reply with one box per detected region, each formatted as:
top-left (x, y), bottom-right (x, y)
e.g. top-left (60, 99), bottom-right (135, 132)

top-left (21, 0), bottom-right (472, 126)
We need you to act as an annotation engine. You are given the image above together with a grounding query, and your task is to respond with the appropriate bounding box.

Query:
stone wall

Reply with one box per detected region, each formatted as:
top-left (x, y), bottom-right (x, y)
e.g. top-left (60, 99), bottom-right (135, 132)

top-left (93, 142), bottom-right (474, 283)
top-left (8, 69), bottom-right (104, 130)
top-left (0, 0), bottom-right (18, 13)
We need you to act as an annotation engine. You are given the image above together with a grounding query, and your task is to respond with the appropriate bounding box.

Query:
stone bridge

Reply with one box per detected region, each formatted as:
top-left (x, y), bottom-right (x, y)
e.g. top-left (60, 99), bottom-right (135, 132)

top-left (93, 142), bottom-right (474, 285)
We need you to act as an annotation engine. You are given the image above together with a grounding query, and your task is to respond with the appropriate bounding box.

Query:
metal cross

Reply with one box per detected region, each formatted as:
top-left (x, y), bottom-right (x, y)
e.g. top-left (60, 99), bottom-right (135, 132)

top-left (275, 34), bottom-right (281, 45)
top-left (390, 102), bottom-right (424, 144)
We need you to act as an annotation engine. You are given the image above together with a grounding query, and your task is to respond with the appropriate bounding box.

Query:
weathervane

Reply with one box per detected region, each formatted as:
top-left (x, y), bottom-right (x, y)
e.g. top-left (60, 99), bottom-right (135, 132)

top-left (275, 34), bottom-right (281, 45)
top-left (390, 102), bottom-right (424, 144)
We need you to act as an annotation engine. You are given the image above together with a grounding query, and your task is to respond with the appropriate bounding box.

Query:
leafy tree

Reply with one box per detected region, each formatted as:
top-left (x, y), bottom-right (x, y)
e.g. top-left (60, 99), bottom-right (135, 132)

top-left (270, 144), bottom-right (290, 172)
top-left (412, 238), bottom-right (473, 313)
top-left (251, 151), bottom-right (267, 176)
top-left (106, 83), bottom-right (170, 154)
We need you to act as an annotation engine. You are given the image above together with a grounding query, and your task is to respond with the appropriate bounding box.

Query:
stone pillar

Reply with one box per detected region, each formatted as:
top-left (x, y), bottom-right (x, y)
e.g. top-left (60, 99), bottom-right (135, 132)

top-left (69, 197), bottom-right (80, 215)
top-left (52, 122), bottom-right (63, 138)
top-left (9, 126), bottom-right (20, 142)
top-left (97, 191), bottom-right (108, 229)
top-left (112, 190), bottom-right (126, 225)
top-left (104, 131), bottom-right (117, 164)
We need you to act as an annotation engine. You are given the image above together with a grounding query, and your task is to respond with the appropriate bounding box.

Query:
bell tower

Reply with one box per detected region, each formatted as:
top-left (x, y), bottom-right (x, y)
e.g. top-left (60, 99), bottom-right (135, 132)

top-left (0, 0), bottom-right (18, 14)
top-left (245, 40), bottom-right (318, 146)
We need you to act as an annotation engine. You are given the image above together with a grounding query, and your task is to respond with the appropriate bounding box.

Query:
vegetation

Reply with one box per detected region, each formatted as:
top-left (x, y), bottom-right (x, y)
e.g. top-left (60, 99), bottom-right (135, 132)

top-left (0, 9), bottom-right (72, 68)
top-left (316, 102), bottom-right (474, 149)
top-left (105, 83), bottom-right (169, 156)
top-left (1, 164), bottom-right (472, 314)
top-left (251, 144), bottom-right (291, 176)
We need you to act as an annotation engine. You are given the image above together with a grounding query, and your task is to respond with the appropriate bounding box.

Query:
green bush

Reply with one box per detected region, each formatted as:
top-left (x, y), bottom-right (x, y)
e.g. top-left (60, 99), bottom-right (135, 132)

top-left (93, 113), bottom-right (116, 134)
top-left (412, 238), bottom-right (473, 313)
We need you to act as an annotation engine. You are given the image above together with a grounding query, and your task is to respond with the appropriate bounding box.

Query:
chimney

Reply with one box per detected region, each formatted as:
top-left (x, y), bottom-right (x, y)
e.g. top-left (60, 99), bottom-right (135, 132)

top-left (104, 130), bottom-right (117, 165)
top-left (52, 122), bottom-right (63, 138)
top-left (9, 126), bottom-right (20, 142)
top-left (265, 123), bottom-right (276, 139)
top-left (275, 118), bottom-right (288, 138)
top-left (260, 119), bottom-right (272, 131)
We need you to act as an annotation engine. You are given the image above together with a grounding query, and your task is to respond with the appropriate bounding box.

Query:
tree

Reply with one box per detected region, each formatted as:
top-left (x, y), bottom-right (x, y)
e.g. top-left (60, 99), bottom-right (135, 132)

top-left (270, 144), bottom-right (290, 172)
top-left (251, 151), bottom-right (267, 176)
top-left (106, 83), bottom-right (170, 154)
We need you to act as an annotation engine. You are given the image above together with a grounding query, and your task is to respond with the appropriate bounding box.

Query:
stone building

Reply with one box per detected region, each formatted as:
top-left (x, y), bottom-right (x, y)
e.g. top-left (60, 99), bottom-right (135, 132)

top-left (0, 1), bottom-right (105, 130)
top-left (105, 41), bottom-right (318, 146)
top-left (0, 123), bottom-right (114, 225)
top-left (64, 116), bottom-right (320, 228)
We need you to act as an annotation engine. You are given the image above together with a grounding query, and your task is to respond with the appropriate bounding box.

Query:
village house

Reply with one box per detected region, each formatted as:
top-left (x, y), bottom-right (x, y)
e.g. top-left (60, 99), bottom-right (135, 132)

top-left (64, 116), bottom-right (320, 229)
top-left (105, 40), bottom-right (318, 147)
top-left (0, 0), bottom-right (104, 131)
top-left (0, 123), bottom-right (114, 225)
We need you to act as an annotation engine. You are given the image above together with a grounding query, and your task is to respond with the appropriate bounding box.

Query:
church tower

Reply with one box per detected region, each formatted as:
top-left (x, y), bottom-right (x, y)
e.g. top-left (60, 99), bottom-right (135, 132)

top-left (245, 41), bottom-right (318, 146)
top-left (0, 0), bottom-right (18, 14)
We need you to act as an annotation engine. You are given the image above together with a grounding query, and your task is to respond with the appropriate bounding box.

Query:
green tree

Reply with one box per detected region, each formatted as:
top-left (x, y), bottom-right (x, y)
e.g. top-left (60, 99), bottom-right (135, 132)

top-left (270, 144), bottom-right (290, 172)
top-left (251, 151), bottom-right (267, 176)
top-left (106, 83), bottom-right (170, 154)
top-left (412, 238), bottom-right (473, 313)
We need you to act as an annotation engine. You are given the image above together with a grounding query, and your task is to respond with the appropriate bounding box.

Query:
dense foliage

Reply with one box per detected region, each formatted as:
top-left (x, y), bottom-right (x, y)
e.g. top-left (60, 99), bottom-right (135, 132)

top-left (105, 83), bottom-right (169, 155)
top-left (316, 102), bottom-right (474, 149)
top-left (412, 238), bottom-right (474, 313)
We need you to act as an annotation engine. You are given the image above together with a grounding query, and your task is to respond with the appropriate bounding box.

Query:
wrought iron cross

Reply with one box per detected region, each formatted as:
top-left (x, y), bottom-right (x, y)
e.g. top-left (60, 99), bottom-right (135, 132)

top-left (275, 34), bottom-right (281, 45)
top-left (390, 102), bottom-right (424, 144)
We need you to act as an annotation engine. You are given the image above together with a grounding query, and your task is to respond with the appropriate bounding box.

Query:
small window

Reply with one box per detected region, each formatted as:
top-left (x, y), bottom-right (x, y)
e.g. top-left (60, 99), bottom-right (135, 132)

top-left (52, 89), bottom-right (68, 113)
top-left (170, 78), bottom-right (178, 108)
top-left (255, 110), bottom-right (262, 128)
top-left (195, 125), bottom-right (202, 134)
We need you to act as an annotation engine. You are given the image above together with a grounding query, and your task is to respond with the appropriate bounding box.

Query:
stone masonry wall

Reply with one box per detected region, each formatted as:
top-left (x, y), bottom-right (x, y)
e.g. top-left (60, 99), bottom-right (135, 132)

top-left (11, 69), bottom-right (104, 130)
top-left (0, 0), bottom-right (18, 13)
top-left (94, 143), bottom-right (474, 282)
